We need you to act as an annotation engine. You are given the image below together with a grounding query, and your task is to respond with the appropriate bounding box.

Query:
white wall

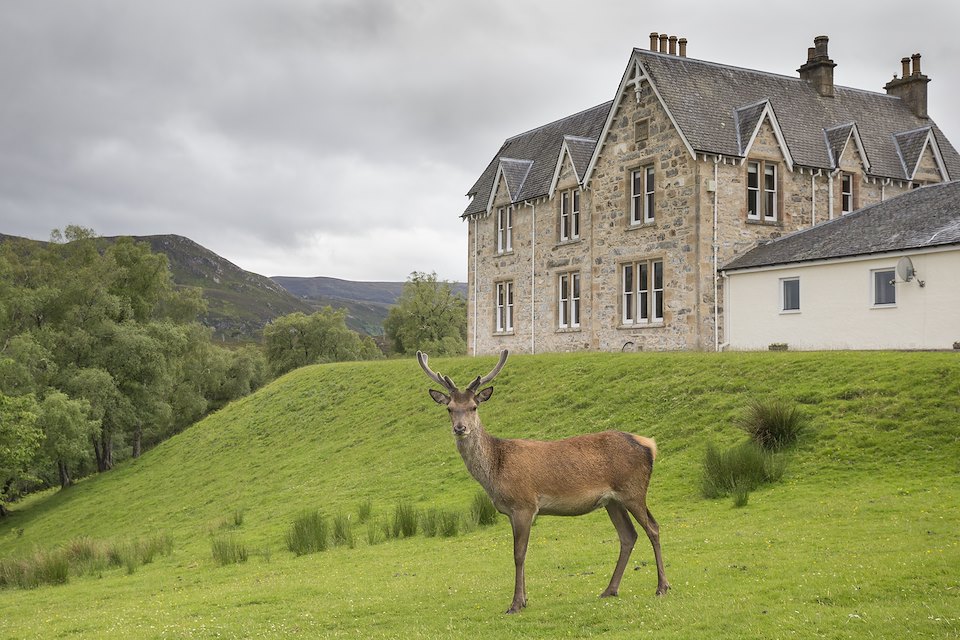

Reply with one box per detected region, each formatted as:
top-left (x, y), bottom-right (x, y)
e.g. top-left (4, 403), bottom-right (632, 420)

top-left (725, 247), bottom-right (960, 350)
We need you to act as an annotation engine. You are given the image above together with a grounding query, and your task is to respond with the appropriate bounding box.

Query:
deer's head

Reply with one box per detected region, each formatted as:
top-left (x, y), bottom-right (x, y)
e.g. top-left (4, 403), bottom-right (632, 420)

top-left (417, 350), bottom-right (508, 438)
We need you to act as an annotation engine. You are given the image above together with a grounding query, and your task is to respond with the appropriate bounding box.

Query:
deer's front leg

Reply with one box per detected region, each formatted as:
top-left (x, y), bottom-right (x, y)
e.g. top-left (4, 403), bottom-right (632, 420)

top-left (506, 509), bottom-right (535, 614)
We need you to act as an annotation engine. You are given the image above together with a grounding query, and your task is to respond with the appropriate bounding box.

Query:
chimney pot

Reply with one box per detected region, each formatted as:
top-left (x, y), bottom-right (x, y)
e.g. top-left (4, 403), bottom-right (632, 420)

top-left (668, 35), bottom-right (677, 55)
top-left (911, 53), bottom-right (922, 76)
top-left (901, 57), bottom-right (911, 78)
top-left (814, 35), bottom-right (829, 57)
top-left (659, 33), bottom-right (668, 53)
top-left (807, 47), bottom-right (816, 62)
top-left (678, 37), bottom-right (687, 57)
top-left (649, 32), bottom-right (659, 51)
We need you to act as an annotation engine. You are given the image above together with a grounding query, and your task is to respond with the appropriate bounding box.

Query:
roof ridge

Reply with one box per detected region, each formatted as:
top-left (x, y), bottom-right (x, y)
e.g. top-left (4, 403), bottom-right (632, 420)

top-left (634, 48), bottom-right (902, 99)
top-left (504, 101), bottom-right (613, 143)
top-left (894, 125), bottom-right (934, 137)
top-left (563, 134), bottom-right (598, 143)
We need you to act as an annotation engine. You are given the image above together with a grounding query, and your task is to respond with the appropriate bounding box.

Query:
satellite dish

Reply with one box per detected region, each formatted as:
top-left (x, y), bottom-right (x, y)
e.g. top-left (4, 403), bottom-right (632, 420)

top-left (896, 256), bottom-right (915, 282)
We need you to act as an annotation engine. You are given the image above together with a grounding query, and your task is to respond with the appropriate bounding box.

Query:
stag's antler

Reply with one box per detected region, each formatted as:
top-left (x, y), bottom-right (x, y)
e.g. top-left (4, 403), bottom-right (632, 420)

top-left (416, 351), bottom-right (458, 392)
top-left (466, 350), bottom-right (509, 392)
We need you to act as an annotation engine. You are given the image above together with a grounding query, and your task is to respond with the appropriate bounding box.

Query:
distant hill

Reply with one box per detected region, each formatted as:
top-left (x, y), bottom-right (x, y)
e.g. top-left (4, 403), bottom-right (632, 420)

top-left (128, 235), bottom-right (316, 341)
top-left (272, 276), bottom-right (468, 337)
top-left (1, 232), bottom-right (466, 340)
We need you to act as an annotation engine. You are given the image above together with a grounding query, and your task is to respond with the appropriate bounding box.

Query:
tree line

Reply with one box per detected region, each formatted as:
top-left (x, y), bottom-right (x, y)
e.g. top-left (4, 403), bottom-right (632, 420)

top-left (0, 228), bottom-right (465, 513)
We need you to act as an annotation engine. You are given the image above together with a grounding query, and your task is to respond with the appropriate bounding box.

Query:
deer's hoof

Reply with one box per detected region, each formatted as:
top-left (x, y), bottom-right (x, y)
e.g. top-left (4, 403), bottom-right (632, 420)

top-left (599, 589), bottom-right (619, 598)
top-left (656, 582), bottom-right (671, 596)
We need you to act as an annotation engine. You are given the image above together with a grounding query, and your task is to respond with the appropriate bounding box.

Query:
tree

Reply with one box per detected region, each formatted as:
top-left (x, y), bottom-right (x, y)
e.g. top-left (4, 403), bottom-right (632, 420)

top-left (383, 272), bottom-right (466, 356)
top-left (36, 392), bottom-right (99, 488)
top-left (0, 393), bottom-right (41, 515)
top-left (263, 307), bottom-right (381, 376)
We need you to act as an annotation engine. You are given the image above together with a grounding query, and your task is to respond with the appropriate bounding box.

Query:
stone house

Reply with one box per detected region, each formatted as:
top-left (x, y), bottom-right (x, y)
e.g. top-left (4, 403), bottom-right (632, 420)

top-left (462, 34), bottom-right (960, 355)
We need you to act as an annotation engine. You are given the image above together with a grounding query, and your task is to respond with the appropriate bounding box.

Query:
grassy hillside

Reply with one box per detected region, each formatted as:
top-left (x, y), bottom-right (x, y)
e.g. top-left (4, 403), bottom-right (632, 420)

top-left (0, 352), bottom-right (958, 638)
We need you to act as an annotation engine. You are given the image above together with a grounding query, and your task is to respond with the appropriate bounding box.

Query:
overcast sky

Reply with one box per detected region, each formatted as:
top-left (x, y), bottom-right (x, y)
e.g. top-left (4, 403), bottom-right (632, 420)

top-left (1, 0), bottom-right (957, 282)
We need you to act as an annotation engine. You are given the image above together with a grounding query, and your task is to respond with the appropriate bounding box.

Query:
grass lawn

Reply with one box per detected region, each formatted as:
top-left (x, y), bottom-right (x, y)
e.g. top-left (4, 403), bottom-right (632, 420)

top-left (0, 351), bottom-right (958, 638)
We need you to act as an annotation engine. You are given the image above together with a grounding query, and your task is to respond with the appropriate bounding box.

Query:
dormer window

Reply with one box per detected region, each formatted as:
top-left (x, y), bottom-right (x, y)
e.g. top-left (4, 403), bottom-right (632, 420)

top-left (560, 188), bottom-right (581, 241)
top-left (747, 160), bottom-right (778, 221)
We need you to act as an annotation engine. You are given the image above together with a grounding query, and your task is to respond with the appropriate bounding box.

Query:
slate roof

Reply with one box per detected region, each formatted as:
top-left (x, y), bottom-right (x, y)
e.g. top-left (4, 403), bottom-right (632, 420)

top-left (563, 135), bottom-right (598, 181)
top-left (636, 49), bottom-right (960, 180)
top-left (722, 181), bottom-right (960, 271)
top-left (498, 158), bottom-right (534, 201)
top-left (463, 102), bottom-right (612, 217)
top-left (462, 47), bottom-right (960, 218)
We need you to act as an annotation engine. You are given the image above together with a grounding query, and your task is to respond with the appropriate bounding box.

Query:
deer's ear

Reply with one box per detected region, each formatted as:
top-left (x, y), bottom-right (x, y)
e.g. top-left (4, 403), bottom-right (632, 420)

top-left (475, 386), bottom-right (494, 403)
top-left (428, 389), bottom-right (450, 405)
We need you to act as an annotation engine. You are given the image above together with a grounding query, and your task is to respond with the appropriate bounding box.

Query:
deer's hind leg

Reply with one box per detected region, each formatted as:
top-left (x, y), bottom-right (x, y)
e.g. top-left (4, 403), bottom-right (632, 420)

top-left (624, 500), bottom-right (669, 595)
top-left (600, 501), bottom-right (638, 598)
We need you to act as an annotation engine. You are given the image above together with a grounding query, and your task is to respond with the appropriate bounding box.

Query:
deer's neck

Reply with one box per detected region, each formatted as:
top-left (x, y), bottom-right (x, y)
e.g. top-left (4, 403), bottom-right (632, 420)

top-left (455, 424), bottom-right (500, 493)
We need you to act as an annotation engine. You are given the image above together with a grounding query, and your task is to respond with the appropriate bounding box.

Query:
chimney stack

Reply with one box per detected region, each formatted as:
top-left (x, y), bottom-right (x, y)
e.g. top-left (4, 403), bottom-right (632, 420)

top-left (648, 33), bottom-right (687, 56)
top-left (797, 35), bottom-right (837, 97)
top-left (885, 52), bottom-right (930, 118)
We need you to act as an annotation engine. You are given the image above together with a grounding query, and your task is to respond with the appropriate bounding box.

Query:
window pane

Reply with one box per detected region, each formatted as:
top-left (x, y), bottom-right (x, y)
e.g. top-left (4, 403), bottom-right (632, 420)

top-left (639, 263), bottom-right (649, 321)
top-left (654, 290), bottom-right (663, 320)
top-left (623, 265), bottom-right (634, 322)
top-left (631, 171), bottom-right (642, 223)
top-left (747, 162), bottom-right (759, 188)
top-left (645, 166), bottom-right (655, 222)
top-left (572, 274), bottom-right (580, 326)
top-left (874, 270), bottom-right (895, 305)
top-left (748, 190), bottom-right (758, 217)
top-left (653, 261), bottom-right (664, 320)
top-left (783, 279), bottom-right (800, 311)
top-left (764, 164), bottom-right (776, 190)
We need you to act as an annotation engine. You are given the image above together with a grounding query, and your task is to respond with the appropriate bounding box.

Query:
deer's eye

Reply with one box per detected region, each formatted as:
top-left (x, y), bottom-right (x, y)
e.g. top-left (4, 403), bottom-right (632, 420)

top-left (470, 406), bottom-right (477, 412)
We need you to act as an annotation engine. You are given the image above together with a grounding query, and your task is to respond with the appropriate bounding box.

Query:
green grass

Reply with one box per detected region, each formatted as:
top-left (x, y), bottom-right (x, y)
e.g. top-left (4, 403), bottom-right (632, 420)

top-left (0, 352), bottom-right (958, 638)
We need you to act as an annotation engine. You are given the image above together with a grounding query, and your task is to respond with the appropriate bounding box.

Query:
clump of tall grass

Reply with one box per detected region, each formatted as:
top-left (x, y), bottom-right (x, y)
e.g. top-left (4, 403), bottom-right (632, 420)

top-left (285, 510), bottom-right (329, 556)
top-left (392, 501), bottom-right (418, 538)
top-left (211, 535), bottom-right (248, 566)
top-left (470, 491), bottom-right (498, 527)
top-left (0, 550), bottom-right (69, 589)
top-left (332, 513), bottom-right (355, 548)
top-left (0, 532), bottom-right (174, 590)
top-left (357, 499), bottom-right (373, 523)
top-left (422, 508), bottom-right (460, 538)
top-left (701, 441), bottom-right (785, 501)
top-left (438, 510), bottom-right (460, 537)
top-left (738, 399), bottom-right (807, 451)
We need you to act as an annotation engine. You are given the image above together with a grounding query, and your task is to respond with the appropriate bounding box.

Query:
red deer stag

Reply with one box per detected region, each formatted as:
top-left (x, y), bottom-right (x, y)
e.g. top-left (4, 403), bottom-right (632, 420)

top-left (417, 349), bottom-right (668, 614)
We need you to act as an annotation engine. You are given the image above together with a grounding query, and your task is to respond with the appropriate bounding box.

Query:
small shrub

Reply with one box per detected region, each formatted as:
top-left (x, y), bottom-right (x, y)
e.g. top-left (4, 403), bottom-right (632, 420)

top-left (332, 513), bottom-right (355, 548)
top-left (701, 441), bottom-right (785, 499)
top-left (379, 517), bottom-right (394, 541)
top-left (357, 499), bottom-right (373, 523)
top-left (232, 509), bottom-right (245, 528)
top-left (211, 535), bottom-right (248, 566)
top-left (286, 511), bottom-right (329, 556)
top-left (738, 399), bottom-right (806, 451)
top-left (392, 502), bottom-right (418, 538)
top-left (470, 491), bottom-right (498, 527)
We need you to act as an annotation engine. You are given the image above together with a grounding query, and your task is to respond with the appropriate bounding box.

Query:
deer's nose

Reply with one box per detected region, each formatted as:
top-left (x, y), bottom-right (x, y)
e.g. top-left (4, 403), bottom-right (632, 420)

top-left (453, 424), bottom-right (467, 436)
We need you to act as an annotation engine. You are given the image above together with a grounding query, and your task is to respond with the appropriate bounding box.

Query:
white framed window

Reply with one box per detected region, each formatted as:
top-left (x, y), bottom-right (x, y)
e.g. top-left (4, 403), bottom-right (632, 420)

top-left (560, 189), bottom-right (581, 241)
top-left (495, 281), bottom-right (514, 332)
top-left (497, 206), bottom-right (513, 253)
top-left (558, 272), bottom-right (581, 329)
top-left (747, 160), bottom-right (778, 221)
top-left (872, 269), bottom-right (896, 307)
top-left (780, 277), bottom-right (800, 312)
top-left (841, 173), bottom-right (855, 214)
top-left (621, 259), bottom-right (664, 324)
top-left (630, 165), bottom-right (655, 225)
